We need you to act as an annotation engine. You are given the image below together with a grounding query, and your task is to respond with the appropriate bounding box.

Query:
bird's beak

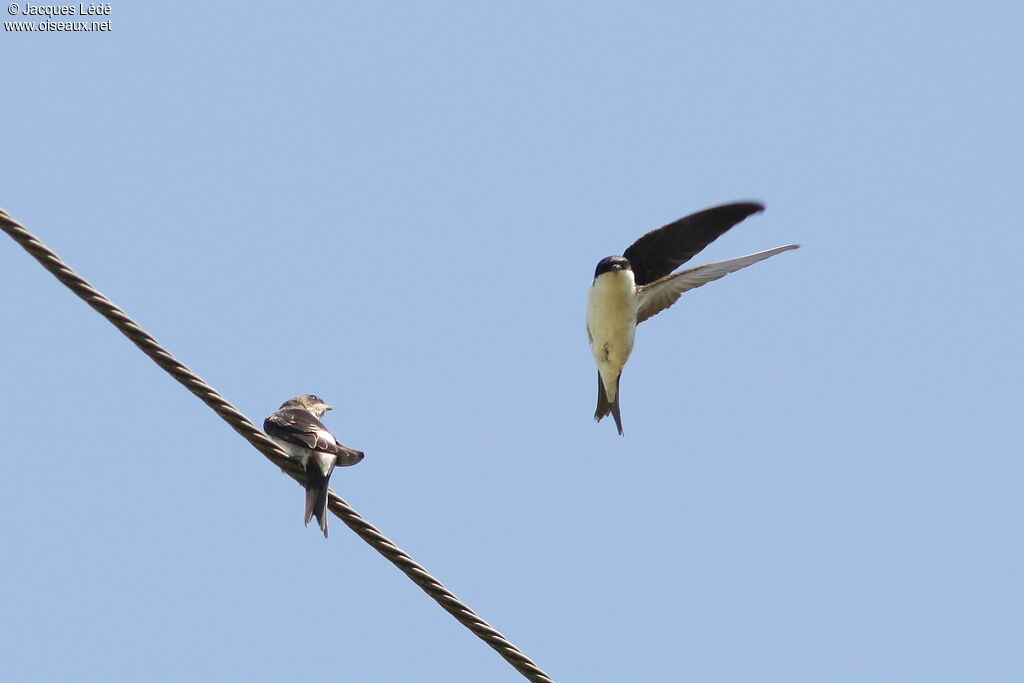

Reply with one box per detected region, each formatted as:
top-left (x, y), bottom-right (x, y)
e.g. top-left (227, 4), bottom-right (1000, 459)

top-left (325, 405), bottom-right (333, 412)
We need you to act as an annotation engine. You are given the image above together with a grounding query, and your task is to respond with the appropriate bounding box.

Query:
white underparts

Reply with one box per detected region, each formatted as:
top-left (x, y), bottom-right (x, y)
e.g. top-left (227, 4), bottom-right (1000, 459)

top-left (586, 269), bottom-right (639, 401)
top-left (270, 438), bottom-right (336, 475)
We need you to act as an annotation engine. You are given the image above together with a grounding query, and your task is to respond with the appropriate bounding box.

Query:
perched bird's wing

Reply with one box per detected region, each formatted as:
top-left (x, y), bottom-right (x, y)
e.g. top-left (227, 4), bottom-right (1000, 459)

top-left (636, 245), bottom-right (799, 324)
top-left (264, 409), bottom-right (364, 466)
top-left (623, 202), bottom-right (765, 286)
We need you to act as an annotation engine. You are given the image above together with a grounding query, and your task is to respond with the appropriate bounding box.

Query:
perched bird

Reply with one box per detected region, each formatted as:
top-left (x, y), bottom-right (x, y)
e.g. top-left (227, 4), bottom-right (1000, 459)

top-left (586, 201), bottom-right (798, 435)
top-left (263, 394), bottom-right (364, 537)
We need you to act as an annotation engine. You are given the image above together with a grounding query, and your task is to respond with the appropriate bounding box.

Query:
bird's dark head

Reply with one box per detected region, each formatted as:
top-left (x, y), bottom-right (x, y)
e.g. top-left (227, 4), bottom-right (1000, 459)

top-left (281, 394), bottom-right (333, 417)
top-left (594, 255), bottom-right (632, 279)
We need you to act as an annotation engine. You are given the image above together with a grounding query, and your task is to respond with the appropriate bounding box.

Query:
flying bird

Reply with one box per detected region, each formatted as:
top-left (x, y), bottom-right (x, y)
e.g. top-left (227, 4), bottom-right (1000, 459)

top-left (264, 394), bottom-right (364, 537)
top-left (586, 201), bottom-right (798, 435)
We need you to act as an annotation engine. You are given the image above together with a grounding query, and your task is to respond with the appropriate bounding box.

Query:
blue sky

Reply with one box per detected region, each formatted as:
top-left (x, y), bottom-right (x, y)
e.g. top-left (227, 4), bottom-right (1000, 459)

top-left (2, 3), bottom-right (1022, 681)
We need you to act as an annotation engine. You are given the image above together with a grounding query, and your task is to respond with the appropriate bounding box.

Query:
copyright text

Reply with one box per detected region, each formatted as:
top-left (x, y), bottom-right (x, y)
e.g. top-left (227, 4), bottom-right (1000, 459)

top-left (5, 3), bottom-right (112, 31)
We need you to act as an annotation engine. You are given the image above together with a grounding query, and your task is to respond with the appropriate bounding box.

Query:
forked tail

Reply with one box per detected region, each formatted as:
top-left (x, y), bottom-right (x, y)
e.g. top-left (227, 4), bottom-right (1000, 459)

top-left (594, 372), bottom-right (624, 436)
top-left (304, 467), bottom-right (331, 538)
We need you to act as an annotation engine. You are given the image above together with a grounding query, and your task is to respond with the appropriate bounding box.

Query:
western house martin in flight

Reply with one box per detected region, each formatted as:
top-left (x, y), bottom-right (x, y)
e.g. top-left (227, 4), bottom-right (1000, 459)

top-left (264, 394), bottom-right (364, 537)
top-left (585, 201), bottom-right (799, 435)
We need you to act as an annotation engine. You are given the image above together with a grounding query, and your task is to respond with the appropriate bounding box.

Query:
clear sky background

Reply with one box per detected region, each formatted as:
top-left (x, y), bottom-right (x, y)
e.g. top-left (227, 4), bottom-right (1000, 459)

top-left (2, 3), bottom-right (1022, 682)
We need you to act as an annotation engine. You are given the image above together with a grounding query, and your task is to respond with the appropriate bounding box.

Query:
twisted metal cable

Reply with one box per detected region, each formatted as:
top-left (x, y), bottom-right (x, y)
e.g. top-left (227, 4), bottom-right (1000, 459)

top-left (1, 209), bottom-right (555, 683)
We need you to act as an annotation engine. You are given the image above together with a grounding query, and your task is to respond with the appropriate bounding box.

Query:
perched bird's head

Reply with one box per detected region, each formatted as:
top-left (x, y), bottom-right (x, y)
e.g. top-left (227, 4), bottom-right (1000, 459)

top-left (280, 394), bottom-right (333, 418)
top-left (594, 255), bottom-right (632, 280)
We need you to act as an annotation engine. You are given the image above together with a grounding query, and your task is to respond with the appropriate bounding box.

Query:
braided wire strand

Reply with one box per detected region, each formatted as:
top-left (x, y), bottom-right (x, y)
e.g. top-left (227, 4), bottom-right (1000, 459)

top-left (1, 209), bottom-right (555, 683)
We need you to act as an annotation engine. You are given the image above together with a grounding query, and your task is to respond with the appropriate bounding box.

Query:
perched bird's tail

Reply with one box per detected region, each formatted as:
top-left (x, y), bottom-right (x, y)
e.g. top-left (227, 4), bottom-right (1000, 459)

top-left (304, 466), bottom-right (332, 538)
top-left (595, 372), bottom-right (624, 436)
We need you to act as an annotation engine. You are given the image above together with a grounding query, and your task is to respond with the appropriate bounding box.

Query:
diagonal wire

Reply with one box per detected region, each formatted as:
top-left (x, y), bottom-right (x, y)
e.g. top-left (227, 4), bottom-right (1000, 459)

top-left (1, 208), bottom-right (555, 683)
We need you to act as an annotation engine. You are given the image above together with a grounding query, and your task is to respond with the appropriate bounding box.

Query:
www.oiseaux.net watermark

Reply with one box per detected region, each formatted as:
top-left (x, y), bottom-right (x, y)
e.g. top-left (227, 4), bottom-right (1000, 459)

top-left (5, 3), bottom-right (112, 31)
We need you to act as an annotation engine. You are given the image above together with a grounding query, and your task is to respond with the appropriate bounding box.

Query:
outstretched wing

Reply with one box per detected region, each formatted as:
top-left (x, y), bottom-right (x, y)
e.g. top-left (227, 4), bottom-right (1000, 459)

top-left (623, 201), bottom-right (765, 286)
top-left (636, 245), bottom-right (799, 324)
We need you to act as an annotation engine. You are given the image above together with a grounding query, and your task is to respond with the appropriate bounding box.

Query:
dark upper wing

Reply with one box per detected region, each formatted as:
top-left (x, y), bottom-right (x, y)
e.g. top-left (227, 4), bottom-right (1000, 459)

top-left (264, 408), bottom-right (364, 465)
top-left (622, 201), bottom-right (765, 286)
